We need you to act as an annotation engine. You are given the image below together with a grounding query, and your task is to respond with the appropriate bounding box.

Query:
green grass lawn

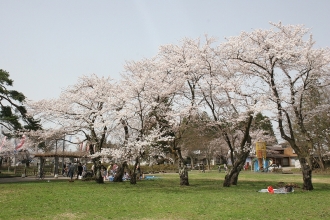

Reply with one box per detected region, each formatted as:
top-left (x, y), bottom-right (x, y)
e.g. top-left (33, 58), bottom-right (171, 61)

top-left (0, 171), bottom-right (329, 220)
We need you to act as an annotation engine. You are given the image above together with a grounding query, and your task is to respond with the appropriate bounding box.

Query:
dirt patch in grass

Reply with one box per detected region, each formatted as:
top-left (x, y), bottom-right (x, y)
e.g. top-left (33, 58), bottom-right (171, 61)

top-left (276, 181), bottom-right (301, 188)
top-left (52, 212), bottom-right (84, 220)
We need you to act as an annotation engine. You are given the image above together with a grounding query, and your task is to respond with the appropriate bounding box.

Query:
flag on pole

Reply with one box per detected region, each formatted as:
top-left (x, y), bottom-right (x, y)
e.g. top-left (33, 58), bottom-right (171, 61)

top-left (15, 135), bottom-right (26, 150)
top-left (0, 136), bottom-right (6, 152)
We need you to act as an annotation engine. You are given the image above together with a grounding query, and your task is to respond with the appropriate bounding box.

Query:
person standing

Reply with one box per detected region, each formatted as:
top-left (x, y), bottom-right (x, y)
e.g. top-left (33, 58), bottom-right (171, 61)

top-left (62, 163), bottom-right (67, 176)
top-left (68, 163), bottom-right (75, 181)
top-left (82, 163), bottom-right (87, 176)
top-left (201, 164), bottom-right (205, 173)
top-left (76, 163), bottom-right (83, 179)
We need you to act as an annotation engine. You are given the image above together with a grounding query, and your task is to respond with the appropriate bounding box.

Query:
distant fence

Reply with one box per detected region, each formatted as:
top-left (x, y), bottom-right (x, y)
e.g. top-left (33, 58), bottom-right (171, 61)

top-left (0, 165), bottom-right (62, 176)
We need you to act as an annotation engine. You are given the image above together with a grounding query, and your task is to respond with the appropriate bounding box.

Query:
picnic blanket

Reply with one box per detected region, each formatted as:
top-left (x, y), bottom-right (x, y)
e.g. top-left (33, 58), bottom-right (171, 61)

top-left (144, 175), bottom-right (160, 180)
top-left (258, 186), bottom-right (294, 194)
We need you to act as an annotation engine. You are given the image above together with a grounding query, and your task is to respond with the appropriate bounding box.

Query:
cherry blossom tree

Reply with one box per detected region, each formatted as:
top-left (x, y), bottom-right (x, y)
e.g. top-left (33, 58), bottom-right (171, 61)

top-left (199, 72), bottom-right (257, 187)
top-left (187, 37), bottom-right (261, 186)
top-left (116, 58), bottom-right (178, 183)
top-left (293, 86), bottom-right (330, 170)
top-left (155, 37), bottom-right (222, 185)
top-left (152, 36), bottom-right (271, 186)
top-left (220, 22), bottom-right (330, 190)
top-left (157, 36), bottom-right (268, 186)
top-left (27, 74), bottom-right (119, 183)
top-left (116, 38), bottom-right (214, 185)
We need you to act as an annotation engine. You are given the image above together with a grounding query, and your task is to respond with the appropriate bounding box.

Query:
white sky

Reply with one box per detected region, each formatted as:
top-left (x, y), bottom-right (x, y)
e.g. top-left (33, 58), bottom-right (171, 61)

top-left (1, 0), bottom-right (330, 101)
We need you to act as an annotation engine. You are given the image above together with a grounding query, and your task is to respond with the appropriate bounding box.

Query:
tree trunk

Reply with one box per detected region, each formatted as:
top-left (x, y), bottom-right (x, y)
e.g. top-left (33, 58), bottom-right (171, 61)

top-left (94, 160), bottom-right (104, 184)
top-left (223, 151), bottom-right (249, 187)
top-left (299, 157), bottom-right (313, 190)
top-left (223, 167), bottom-right (242, 187)
top-left (230, 163), bottom-right (244, 185)
top-left (222, 114), bottom-right (253, 187)
top-left (130, 158), bottom-right (139, 184)
top-left (179, 162), bottom-right (189, 186)
top-left (114, 161), bottom-right (128, 182)
top-left (38, 157), bottom-right (45, 175)
top-left (130, 172), bottom-right (137, 184)
top-left (175, 147), bottom-right (189, 186)
top-left (223, 171), bottom-right (232, 187)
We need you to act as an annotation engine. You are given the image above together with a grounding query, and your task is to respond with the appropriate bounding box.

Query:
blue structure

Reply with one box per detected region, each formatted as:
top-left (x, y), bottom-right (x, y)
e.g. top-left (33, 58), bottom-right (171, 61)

top-left (253, 158), bottom-right (270, 172)
top-left (263, 159), bottom-right (269, 172)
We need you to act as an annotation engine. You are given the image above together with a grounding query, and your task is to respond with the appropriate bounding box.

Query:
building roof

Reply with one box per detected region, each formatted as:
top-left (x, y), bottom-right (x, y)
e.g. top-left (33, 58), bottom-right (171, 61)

top-left (34, 151), bottom-right (88, 158)
top-left (267, 145), bottom-right (284, 151)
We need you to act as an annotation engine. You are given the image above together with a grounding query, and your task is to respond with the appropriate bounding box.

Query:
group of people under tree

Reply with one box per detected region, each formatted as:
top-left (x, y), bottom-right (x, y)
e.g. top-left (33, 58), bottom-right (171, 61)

top-left (62, 162), bottom-right (86, 181)
top-left (98, 162), bottom-right (142, 182)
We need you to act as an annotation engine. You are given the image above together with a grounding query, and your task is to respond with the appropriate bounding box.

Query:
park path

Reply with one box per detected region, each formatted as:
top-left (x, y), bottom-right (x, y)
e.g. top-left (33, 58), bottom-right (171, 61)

top-left (0, 176), bottom-right (71, 183)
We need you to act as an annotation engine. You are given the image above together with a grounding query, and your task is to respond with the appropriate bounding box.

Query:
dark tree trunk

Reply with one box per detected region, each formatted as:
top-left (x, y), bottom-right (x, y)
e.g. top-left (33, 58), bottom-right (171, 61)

top-left (114, 161), bottom-right (128, 182)
top-left (230, 163), bottom-right (244, 185)
top-left (223, 171), bottom-right (231, 187)
top-left (223, 115), bottom-right (253, 187)
top-left (130, 157), bottom-right (139, 184)
top-left (299, 157), bottom-right (313, 190)
top-left (174, 145), bottom-right (189, 186)
top-left (38, 157), bottom-right (45, 175)
top-left (223, 152), bottom-right (247, 187)
top-left (179, 163), bottom-right (189, 186)
top-left (180, 168), bottom-right (189, 186)
top-left (94, 160), bottom-right (104, 184)
top-left (178, 156), bottom-right (189, 186)
top-left (130, 172), bottom-right (137, 184)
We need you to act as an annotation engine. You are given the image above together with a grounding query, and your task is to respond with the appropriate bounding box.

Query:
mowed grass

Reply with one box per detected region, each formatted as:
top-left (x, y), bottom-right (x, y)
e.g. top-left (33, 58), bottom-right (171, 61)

top-left (0, 171), bottom-right (329, 220)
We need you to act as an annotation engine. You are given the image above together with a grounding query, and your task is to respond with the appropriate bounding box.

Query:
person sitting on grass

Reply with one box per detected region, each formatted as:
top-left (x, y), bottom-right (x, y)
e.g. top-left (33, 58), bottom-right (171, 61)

top-left (123, 172), bottom-right (130, 181)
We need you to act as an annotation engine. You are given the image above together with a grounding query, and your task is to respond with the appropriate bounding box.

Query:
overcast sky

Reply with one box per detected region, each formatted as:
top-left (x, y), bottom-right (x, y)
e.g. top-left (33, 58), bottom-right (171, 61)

top-left (1, 0), bottom-right (329, 101)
